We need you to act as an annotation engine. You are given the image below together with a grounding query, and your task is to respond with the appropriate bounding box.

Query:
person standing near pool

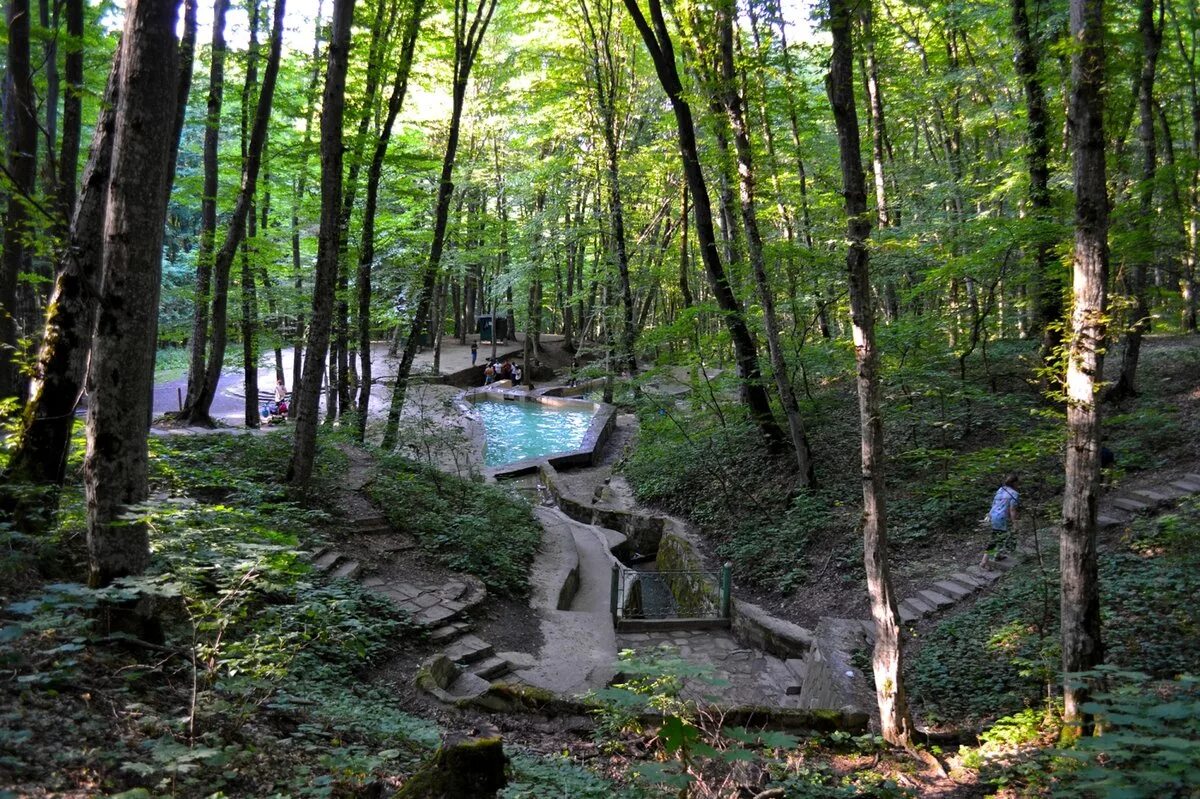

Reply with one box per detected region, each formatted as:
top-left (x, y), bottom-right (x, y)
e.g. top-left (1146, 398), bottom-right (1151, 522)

top-left (984, 474), bottom-right (1020, 567)
top-left (471, 341), bottom-right (478, 365)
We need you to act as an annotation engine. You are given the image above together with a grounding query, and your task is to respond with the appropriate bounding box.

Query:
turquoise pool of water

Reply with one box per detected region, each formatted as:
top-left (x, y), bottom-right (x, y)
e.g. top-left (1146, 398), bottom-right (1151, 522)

top-left (474, 399), bottom-right (595, 467)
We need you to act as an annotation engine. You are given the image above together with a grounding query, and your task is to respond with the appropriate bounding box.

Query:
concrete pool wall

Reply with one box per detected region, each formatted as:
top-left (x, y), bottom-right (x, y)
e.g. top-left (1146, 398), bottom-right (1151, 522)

top-left (460, 387), bottom-right (617, 480)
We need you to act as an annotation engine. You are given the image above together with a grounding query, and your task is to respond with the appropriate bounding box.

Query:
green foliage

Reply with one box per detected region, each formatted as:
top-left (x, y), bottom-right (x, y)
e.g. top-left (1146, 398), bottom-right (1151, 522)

top-left (1053, 670), bottom-right (1200, 798)
top-left (502, 753), bottom-right (640, 799)
top-left (367, 452), bottom-right (541, 596)
top-left (621, 403), bottom-right (802, 587)
top-left (716, 489), bottom-right (831, 593)
top-left (1105, 404), bottom-right (1184, 472)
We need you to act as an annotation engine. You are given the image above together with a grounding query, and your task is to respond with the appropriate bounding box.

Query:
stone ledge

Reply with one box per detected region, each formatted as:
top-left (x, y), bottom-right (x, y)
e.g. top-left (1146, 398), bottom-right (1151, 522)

top-left (731, 600), bottom-right (815, 660)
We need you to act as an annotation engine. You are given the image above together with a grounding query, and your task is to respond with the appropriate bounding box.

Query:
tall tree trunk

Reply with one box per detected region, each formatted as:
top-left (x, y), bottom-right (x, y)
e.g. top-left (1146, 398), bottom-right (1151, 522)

top-left (827, 0), bottom-right (913, 749)
top-left (679, 180), bottom-right (693, 308)
top-left (1012, 0), bottom-right (1059, 361)
top-left (769, 2), bottom-right (826, 337)
top-left (1112, 0), bottom-right (1162, 400)
top-left (0, 0), bottom-right (37, 399)
top-left (84, 0), bottom-right (180, 585)
top-left (1176, 0), bottom-right (1200, 332)
top-left (59, 0), bottom-right (85, 220)
top-left (715, 0), bottom-right (815, 484)
top-left (336, 0), bottom-right (394, 423)
top-left (241, 1), bottom-right (262, 428)
top-left (39, 0), bottom-right (59, 204)
top-left (1061, 0), bottom-right (1108, 737)
top-left (578, 0), bottom-right (637, 375)
top-left (860, 0), bottom-right (891, 228)
top-left (290, 2), bottom-right (326, 414)
top-left (356, 0), bottom-right (424, 440)
top-left (622, 0), bottom-right (784, 450)
top-left (185, 0), bottom-right (286, 423)
top-left (289, 0), bottom-right (354, 484)
top-left (3, 0), bottom-right (194, 501)
top-left (183, 0), bottom-right (230, 414)
top-left (1, 55), bottom-right (121, 502)
top-left (383, 0), bottom-right (498, 450)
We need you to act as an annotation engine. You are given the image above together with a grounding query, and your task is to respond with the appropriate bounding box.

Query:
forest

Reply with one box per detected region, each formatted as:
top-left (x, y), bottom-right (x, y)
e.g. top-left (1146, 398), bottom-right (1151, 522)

top-left (0, 0), bottom-right (1199, 794)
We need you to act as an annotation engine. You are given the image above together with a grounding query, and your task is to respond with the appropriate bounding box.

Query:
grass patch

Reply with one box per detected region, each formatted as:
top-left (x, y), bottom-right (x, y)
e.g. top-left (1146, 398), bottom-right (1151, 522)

top-left (366, 452), bottom-right (541, 597)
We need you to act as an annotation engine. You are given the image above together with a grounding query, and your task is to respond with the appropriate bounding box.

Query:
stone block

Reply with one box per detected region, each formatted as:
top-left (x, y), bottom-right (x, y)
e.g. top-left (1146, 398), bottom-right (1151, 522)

top-left (904, 596), bottom-right (934, 614)
top-left (1112, 497), bottom-right (1150, 513)
top-left (950, 571), bottom-right (983, 587)
top-left (897, 602), bottom-right (922, 624)
top-left (918, 589), bottom-right (954, 608)
top-left (445, 635), bottom-right (494, 665)
top-left (934, 580), bottom-right (972, 599)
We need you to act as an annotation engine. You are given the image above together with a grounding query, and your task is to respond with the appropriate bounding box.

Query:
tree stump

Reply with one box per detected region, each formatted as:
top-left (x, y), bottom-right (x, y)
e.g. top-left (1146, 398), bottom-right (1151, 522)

top-left (395, 732), bottom-right (507, 798)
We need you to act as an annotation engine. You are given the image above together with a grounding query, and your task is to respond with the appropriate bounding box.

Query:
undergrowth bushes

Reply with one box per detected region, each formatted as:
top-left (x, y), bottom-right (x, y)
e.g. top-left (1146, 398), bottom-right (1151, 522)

top-left (620, 405), bottom-right (808, 589)
top-left (1, 432), bottom-right (437, 797)
top-left (366, 452), bottom-right (541, 597)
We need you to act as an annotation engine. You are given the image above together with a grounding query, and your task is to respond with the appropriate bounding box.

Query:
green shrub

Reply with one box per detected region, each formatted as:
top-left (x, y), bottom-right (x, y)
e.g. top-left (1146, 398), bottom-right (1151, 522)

top-left (1053, 670), bottom-right (1200, 799)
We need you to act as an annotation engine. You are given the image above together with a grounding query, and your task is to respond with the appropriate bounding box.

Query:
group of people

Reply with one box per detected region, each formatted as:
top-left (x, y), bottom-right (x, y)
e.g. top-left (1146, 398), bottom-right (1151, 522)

top-left (259, 378), bottom-right (289, 422)
top-left (483, 359), bottom-right (523, 386)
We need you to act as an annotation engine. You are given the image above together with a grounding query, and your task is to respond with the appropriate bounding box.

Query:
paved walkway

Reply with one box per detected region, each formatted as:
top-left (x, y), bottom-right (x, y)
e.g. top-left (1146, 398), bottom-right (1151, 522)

top-left (508, 507), bottom-right (619, 696)
top-left (149, 336), bottom-right (538, 424)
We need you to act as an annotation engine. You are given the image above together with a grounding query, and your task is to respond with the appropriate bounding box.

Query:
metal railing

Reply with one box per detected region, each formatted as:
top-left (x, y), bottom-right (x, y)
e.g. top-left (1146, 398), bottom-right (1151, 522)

top-left (610, 562), bottom-right (732, 629)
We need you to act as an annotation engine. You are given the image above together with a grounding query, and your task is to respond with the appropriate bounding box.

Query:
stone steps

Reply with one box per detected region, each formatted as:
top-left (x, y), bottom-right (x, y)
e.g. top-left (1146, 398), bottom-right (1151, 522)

top-left (445, 634), bottom-right (494, 666)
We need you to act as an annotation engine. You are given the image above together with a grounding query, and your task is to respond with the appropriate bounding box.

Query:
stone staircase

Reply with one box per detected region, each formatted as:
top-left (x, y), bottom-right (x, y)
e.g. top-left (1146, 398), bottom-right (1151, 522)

top-left (1097, 473), bottom-right (1200, 529)
top-left (801, 470), bottom-right (1200, 714)
top-left (312, 443), bottom-right (517, 701)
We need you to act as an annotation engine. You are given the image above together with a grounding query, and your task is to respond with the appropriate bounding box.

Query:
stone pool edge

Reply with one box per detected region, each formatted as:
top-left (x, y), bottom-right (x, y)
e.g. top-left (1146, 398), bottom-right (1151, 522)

top-left (458, 387), bottom-right (617, 480)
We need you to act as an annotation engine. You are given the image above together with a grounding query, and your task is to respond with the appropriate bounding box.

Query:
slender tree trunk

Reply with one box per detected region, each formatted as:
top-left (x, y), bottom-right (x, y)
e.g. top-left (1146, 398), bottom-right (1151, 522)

top-left (289, 0), bottom-right (354, 484)
top-left (356, 0), bottom-right (423, 439)
top-left (1012, 0), bottom-right (1059, 361)
top-left (383, 0), bottom-right (498, 449)
top-left (58, 0), bottom-right (85, 220)
top-left (622, 0), bottom-right (784, 449)
top-left (183, 0), bottom-right (230, 414)
top-left (39, 0), bottom-right (59, 203)
top-left (578, 0), bottom-right (638, 374)
top-left (84, 0), bottom-right (181, 585)
top-left (1061, 0), bottom-right (1108, 737)
top-left (715, 0), bottom-right (815, 484)
top-left (827, 0), bottom-right (913, 749)
top-left (185, 0), bottom-right (286, 424)
top-left (679, 180), bottom-right (693, 308)
top-left (290, 2), bottom-right (325, 414)
top-left (1112, 0), bottom-right (1162, 400)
